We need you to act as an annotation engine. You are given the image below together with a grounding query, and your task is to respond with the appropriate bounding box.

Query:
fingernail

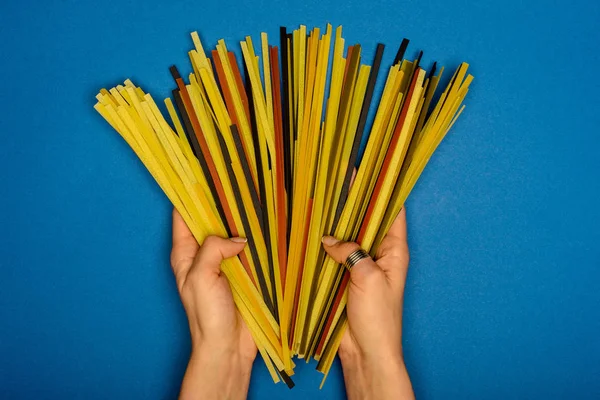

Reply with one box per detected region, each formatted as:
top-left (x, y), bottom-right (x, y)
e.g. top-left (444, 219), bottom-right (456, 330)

top-left (230, 237), bottom-right (248, 243)
top-left (322, 236), bottom-right (339, 246)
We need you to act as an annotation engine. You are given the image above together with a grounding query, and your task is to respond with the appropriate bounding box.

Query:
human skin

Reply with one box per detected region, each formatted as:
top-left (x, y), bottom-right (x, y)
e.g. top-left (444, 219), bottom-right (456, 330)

top-left (171, 210), bottom-right (256, 400)
top-left (322, 207), bottom-right (414, 400)
top-left (170, 208), bottom-right (413, 399)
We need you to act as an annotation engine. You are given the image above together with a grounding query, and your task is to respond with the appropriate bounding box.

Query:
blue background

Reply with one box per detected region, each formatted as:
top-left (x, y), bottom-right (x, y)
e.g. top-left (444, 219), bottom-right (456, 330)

top-left (1, 0), bottom-right (599, 398)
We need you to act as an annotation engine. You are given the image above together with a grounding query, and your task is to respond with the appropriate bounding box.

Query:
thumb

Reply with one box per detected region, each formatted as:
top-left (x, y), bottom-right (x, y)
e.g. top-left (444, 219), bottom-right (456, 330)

top-left (194, 235), bottom-right (248, 276)
top-left (321, 236), bottom-right (380, 286)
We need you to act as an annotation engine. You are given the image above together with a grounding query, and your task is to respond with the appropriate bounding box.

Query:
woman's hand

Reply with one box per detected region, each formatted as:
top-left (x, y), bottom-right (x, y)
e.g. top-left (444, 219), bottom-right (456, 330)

top-left (322, 208), bottom-right (414, 400)
top-left (171, 209), bottom-right (257, 400)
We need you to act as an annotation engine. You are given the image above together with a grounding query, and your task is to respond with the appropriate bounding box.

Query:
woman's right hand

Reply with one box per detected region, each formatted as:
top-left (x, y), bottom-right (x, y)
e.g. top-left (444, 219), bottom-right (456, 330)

top-left (322, 208), bottom-right (414, 400)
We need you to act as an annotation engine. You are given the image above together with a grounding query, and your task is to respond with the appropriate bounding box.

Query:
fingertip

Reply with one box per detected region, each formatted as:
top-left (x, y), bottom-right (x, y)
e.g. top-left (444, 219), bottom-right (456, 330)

top-left (322, 239), bottom-right (362, 265)
top-left (172, 207), bottom-right (197, 251)
top-left (397, 206), bottom-right (406, 222)
top-left (321, 236), bottom-right (340, 247)
top-left (199, 236), bottom-right (248, 266)
top-left (349, 168), bottom-right (357, 188)
top-left (171, 208), bottom-right (199, 279)
top-left (386, 206), bottom-right (407, 241)
top-left (172, 207), bottom-right (184, 229)
top-left (228, 237), bottom-right (248, 256)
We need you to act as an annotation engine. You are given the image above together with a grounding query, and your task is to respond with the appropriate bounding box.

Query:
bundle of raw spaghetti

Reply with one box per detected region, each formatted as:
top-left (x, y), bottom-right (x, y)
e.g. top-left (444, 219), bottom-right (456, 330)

top-left (94, 24), bottom-right (472, 388)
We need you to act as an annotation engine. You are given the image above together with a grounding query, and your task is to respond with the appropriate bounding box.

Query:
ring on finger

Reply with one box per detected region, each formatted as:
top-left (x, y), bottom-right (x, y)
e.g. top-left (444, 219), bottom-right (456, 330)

top-left (343, 249), bottom-right (371, 270)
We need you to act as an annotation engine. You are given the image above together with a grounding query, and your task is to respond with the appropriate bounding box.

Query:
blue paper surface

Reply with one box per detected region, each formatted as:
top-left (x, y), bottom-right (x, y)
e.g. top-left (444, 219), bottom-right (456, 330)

top-left (1, 0), bottom-right (599, 398)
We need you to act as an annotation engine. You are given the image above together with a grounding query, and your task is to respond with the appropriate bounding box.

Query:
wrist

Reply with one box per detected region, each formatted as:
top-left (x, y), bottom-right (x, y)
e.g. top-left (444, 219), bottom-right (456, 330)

top-left (190, 328), bottom-right (255, 370)
top-left (191, 343), bottom-right (254, 374)
top-left (339, 341), bottom-right (404, 373)
top-left (340, 348), bottom-right (411, 400)
top-left (340, 349), bottom-right (405, 382)
top-left (180, 344), bottom-right (253, 400)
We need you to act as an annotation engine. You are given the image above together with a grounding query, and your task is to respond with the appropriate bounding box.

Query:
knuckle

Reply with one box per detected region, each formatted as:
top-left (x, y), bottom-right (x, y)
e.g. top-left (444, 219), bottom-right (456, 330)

top-left (186, 267), bottom-right (203, 285)
top-left (202, 235), bottom-right (220, 248)
top-left (376, 240), bottom-right (409, 263)
top-left (352, 261), bottom-right (383, 285)
top-left (170, 253), bottom-right (192, 271)
top-left (175, 270), bottom-right (188, 293)
top-left (362, 263), bottom-right (382, 280)
top-left (338, 241), bottom-right (361, 257)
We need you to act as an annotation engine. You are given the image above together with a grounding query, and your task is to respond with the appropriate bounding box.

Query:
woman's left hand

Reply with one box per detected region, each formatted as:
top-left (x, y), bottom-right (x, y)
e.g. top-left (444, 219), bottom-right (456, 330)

top-left (171, 209), bottom-right (257, 400)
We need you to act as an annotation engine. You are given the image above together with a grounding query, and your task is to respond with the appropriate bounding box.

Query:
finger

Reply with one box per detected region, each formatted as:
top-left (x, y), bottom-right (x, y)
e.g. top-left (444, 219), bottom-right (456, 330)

top-left (322, 236), bottom-right (381, 287)
top-left (375, 207), bottom-right (409, 261)
top-left (338, 328), bottom-right (355, 361)
top-left (194, 235), bottom-right (247, 277)
top-left (349, 167), bottom-right (357, 188)
top-left (386, 207), bottom-right (407, 243)
top-left (375, 208), bottom-right (410, 290)
top-left (171, 208), bottom-right (200, 279)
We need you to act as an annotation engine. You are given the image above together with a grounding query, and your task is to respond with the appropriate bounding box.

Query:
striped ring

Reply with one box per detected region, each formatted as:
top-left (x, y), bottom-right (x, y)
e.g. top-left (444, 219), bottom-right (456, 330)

top-left (343, 249), bottom-right (371, 270)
